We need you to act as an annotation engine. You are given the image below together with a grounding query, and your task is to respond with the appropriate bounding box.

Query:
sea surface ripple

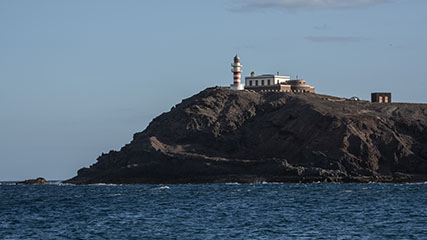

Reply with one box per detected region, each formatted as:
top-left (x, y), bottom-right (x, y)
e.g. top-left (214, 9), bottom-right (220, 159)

top-left (1, 183), bottom-right (427, 239)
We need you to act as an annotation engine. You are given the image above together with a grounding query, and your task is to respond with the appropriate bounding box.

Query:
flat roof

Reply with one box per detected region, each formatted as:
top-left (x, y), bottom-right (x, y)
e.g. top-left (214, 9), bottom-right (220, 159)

top-left (246, 74), bottom-right (290, 79)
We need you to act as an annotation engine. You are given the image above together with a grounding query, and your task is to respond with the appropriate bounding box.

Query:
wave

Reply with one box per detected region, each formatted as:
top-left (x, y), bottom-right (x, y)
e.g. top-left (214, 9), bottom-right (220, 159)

top-left (88, 183), bottom-right (121, 186)
top-left (0, 182), bottom-right (17, 186)
top-left (107, 193), bottom-right (122, 197)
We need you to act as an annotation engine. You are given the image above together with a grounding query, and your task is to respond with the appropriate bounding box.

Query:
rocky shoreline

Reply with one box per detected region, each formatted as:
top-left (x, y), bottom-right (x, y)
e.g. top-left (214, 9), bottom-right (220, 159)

top-left (66, 87), bottom-right (427, 184)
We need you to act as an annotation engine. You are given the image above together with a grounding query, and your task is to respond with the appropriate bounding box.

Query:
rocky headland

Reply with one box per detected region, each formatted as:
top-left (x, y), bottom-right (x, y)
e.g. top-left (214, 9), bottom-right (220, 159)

top-left (66, 87), bottom-right (427, 184)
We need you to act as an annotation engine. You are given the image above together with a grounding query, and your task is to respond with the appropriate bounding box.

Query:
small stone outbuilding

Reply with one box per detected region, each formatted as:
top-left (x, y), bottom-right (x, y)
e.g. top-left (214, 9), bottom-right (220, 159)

top-left (371, 92), bottom-right (391, 103)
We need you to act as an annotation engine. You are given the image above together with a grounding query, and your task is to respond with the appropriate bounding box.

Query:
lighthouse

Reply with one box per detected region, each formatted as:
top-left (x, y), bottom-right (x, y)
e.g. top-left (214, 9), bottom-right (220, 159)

top-left (230, 55), bottom-right (244, 90)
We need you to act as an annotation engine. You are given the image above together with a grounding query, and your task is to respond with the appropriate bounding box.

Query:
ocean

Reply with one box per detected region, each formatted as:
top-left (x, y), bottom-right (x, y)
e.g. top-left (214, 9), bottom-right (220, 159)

top-left (1, 182), bottom-right (426, 239)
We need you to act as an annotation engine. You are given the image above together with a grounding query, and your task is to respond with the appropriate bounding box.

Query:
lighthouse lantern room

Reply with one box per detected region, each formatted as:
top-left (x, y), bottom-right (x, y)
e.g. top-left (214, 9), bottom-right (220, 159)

top-left (230, 55), bottom-right (244, 90)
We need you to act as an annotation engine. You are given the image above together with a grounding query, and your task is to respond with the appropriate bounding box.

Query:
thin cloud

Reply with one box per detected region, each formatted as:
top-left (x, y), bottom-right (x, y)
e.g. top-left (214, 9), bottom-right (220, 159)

top-left (231, 0), bottom-right (391, 12)
top-left (305, 36), bottom-right (368, 43)
top-left (314, 24), bottom-right (329, 31)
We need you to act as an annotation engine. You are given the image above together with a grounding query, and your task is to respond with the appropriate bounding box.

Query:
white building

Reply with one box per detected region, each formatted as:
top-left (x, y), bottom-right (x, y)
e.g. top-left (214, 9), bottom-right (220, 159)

top-left (228, 55), bottom-right (315, 93)
top-left (245, 72), bottom-right (290, 88)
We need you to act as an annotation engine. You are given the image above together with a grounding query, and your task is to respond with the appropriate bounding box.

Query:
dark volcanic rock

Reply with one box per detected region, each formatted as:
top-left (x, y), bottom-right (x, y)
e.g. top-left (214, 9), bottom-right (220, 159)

top-left (66, 87), bottom-right (427, 184)
top-left (18, 177), bottom-right (48, 185)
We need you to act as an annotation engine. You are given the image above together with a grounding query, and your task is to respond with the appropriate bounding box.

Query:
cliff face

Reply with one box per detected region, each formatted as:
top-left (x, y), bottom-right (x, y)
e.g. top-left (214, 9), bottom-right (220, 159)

top-left (66, 87), bottom-right (427, 184)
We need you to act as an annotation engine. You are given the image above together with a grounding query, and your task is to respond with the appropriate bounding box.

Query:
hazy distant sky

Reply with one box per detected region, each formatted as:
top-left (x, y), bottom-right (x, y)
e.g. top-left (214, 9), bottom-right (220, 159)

top-left (1, 0), bottom-right (426, 180)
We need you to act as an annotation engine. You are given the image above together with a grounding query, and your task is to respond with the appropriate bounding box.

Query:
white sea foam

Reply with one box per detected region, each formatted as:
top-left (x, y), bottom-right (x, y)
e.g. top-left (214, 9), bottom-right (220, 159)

top-left (0, 182), bottom-right (16, 186)
top-left (405, 182), bottom-right (425, 185)
top-left (89, 183), bottom-right (121, 186)
top-left (108, 193), bottom-right (122, 197)
top-left (47, 180), bottom-right (66, 185)
top-left (56, 183), bottom-right (75, 186)
top-left (253, 181), bottom-right (285, 185)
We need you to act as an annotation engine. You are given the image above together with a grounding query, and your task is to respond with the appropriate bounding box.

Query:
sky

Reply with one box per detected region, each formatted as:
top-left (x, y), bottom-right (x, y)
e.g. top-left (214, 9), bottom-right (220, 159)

top-left (1, 0), bottom-right (426, 180)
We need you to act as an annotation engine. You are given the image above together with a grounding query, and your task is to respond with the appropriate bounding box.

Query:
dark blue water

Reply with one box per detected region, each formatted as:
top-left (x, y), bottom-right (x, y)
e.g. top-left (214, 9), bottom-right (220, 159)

top-left (1, 183), bottom-right (427, 239)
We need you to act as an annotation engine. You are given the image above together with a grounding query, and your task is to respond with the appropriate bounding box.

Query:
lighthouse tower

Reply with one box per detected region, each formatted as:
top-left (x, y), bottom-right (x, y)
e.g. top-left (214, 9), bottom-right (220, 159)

top-left (230, 55), bottom-right (244, 90)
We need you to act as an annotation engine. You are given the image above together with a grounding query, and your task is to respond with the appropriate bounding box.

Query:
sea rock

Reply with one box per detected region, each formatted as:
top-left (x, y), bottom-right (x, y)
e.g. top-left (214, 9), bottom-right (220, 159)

top-left (18, 177), bottom-right (48, 185)
top-left (65, 87), bottom-right (427, 184)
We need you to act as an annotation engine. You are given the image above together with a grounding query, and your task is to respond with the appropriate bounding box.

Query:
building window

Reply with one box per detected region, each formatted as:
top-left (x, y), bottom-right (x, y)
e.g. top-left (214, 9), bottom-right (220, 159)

top-left (379, 96), bottom-right (383, 103)
top-left (267, 80), bottom-right (271, 85)
top-left (249, 80), bottom-right (252, 86)
top-left (261, 80), bottom-right (264, 86)
top-left (255, 80), bottom-right (258, 86)
top-left (384, 96), bottom-right (389, 103)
